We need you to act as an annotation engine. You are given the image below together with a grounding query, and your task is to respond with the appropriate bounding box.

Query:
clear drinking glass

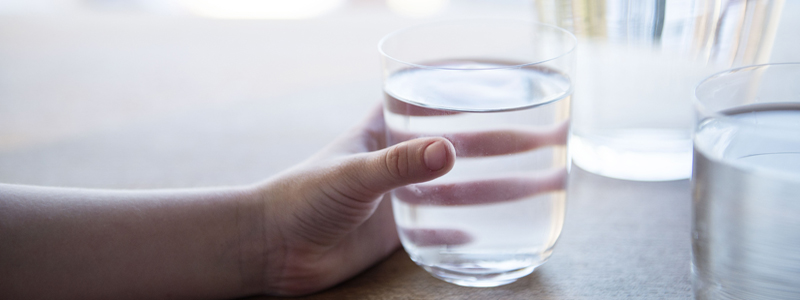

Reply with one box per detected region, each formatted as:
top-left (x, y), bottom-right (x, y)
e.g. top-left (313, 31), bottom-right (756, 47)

top-left (379, 20), bottom-right (576, 287)
top-left (692, 63), bottom-right (800, 299)
top-left (534, 0), bottom-right (784, 181)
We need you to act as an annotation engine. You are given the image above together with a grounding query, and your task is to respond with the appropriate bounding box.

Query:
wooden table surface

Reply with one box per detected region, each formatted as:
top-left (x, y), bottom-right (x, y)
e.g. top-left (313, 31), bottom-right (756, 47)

top-left (1, 1), bottom-right (798, 299)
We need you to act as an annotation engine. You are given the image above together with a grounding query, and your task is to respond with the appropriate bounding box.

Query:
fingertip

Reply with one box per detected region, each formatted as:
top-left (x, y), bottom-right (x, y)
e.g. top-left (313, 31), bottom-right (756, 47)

top-left (424, 138), bottom-right (455, 173)
top-left (400, 228), bottom-right (472, 247)
top-left (423, 140), bottom-right (447, 171)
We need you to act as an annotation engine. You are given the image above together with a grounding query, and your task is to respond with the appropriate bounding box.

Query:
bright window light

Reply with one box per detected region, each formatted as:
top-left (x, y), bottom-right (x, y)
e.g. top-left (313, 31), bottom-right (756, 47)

top-left (177, 0), bottom-right (346, 19)
top-left (386, 0), bottom-right (448, 18)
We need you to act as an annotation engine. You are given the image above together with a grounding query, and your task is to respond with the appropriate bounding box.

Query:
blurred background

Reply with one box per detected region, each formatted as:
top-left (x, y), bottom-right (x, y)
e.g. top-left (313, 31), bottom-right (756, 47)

top-left (0, 0), bottom-right (538, 188)
top-left (0, 0), bottom-right (797, 188)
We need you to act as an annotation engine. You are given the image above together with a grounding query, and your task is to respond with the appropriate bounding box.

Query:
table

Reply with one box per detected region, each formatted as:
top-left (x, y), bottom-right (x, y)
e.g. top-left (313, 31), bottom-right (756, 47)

top-left (254, 167), bottom-right (692, 299)
top-left (1, 1), bottom-right (797, 298)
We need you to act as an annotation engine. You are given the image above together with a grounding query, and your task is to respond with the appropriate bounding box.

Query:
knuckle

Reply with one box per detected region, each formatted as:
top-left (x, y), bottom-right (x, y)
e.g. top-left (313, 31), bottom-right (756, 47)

top-left (384, 143), bottom-right (410, 181)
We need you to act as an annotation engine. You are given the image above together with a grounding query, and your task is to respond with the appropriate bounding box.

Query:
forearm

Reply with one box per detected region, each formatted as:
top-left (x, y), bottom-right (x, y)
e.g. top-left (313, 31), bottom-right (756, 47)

top-left (0, 183), bottom-right (266, 300)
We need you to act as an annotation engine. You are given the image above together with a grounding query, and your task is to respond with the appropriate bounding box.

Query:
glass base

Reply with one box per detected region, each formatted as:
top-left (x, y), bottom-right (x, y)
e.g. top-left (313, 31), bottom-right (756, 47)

top-left (421, 264), bottom-right (537, 287)
top-left (407, 250), bottom-right (550, 287)
top-left (570, 130), bottom-right (693, 181)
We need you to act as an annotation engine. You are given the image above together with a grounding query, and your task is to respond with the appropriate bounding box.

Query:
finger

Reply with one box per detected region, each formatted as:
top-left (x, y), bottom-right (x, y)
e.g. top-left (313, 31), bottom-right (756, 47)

top-left (393, 168), bottom-right (567, 205)
top-left (399, 228), bottom-right (472, 247)
top-left (353, 104), bottom-right (388, 152)
top-left (318, 104), bottom-right (387, 157)
top-left (387, 120), bottom-right (568, 158)
top-left (328, 137), bottom-right (456, 203)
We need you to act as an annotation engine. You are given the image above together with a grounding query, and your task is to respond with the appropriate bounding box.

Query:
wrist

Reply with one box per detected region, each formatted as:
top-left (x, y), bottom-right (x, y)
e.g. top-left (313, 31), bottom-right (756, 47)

top-left (237, 182), bottom-right (286, 296)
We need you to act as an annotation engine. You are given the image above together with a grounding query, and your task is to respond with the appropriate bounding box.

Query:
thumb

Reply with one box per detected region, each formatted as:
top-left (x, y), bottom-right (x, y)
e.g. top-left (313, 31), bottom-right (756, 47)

top-left (335, 137), bottom-right (456, 201)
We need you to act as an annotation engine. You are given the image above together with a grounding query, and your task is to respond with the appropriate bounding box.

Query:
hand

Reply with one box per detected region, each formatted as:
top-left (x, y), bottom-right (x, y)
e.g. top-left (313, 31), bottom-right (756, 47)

top-left (253, 105), bottom-right (456, 295)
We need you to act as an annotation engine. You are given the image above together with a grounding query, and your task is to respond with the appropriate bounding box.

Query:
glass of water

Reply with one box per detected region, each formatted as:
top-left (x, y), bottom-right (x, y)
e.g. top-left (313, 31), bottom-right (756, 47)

top-left (379, 20), bottom-right (576, 287)
top-left (534, 0), bottom-right (784, 181)
top-left (692, 63), bottom-right (800, 299)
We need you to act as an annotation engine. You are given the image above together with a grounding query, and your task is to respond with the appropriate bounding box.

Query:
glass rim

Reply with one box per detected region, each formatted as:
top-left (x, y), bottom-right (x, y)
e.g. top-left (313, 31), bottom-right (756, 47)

top-left (377, 18), bottom-right (577, 71)
top-left (693, 62), bottom-right (800, 130)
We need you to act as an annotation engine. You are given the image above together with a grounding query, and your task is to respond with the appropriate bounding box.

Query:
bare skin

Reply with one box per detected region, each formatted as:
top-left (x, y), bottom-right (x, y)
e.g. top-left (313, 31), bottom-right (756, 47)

top-left (0, 104), bottom-right (566, 299)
